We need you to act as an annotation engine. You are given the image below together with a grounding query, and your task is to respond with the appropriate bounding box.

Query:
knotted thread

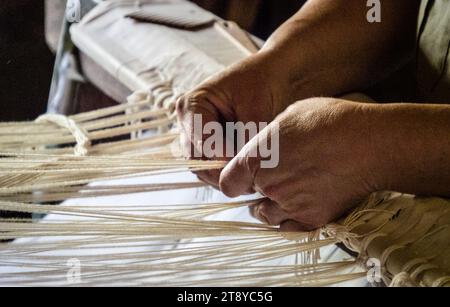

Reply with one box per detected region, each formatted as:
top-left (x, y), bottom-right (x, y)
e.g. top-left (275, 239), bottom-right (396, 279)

top-left (35, 114), bottom-right (91, 156)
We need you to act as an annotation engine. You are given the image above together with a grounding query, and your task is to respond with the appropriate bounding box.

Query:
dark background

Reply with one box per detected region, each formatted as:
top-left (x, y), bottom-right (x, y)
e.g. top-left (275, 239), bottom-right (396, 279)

top-left (0, 0), bottom-right (304, 122)
top-left (0, 1), bottom-right (54, 121)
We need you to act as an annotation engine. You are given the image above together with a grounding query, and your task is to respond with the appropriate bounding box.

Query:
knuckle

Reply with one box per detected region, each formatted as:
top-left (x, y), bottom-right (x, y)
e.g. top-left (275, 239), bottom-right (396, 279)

top-left (257, 204), bottom-right (270, 218)
top-left (176, 91), bottom-right (202, 109)
top-left (293, 211), bottom-right (328, 230)
top-left (176, 89), bottom-right (211, 115)
top-left (259, 185), bottom-right (278, 201)
top-left (258, 183), bottom-right (290, 207)
top-left (254, 203), bottom-right (273, 225)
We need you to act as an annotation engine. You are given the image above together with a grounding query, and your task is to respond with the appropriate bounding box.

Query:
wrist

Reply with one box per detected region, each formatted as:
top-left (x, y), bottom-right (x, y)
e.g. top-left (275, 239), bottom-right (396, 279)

top-left (236, 50), bottom-right (296, 117)
top-left (364, 103), bottom-right (450, 196)
top-left (253, 49), bottom-right (304, 114)
top-left (362, 103), bottom-right (399, 192)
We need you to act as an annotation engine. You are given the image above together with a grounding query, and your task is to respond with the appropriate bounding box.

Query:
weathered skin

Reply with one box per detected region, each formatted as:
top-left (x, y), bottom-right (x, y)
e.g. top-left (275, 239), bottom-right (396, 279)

top-left (176, 0), bottom-right (450, 230)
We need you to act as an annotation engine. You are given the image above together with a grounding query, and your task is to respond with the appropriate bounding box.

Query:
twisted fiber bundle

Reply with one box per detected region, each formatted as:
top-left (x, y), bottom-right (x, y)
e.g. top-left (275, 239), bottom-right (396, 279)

top-left (0, 98), bottom-right (449, 286)
top-left (325, 193), bottom-right (450, 287)
top-left (0, 97), bottom-right (175, 156)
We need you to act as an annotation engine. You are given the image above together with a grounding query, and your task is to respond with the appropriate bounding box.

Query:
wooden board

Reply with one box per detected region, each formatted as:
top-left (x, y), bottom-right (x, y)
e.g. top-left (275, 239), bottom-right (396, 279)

top-left (70, 0), bottom-right (261, 98)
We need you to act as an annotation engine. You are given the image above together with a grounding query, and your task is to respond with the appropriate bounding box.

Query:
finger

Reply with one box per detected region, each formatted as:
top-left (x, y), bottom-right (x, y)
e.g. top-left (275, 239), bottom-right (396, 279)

top-left (245, 186), bottom-right (256, 194)
top-left (249, 204), bottom-right (269, 224)
top-left (279, 219), bottom-right (317, 232)
top-left (197, 170), bottom-right (255, 193)
top-left (176, 94), bottom-right (220, 158)
top-left (195, 170), bottom-right (221, 190)
top-left (219, 138), bottom-right (261, 198)
top-left (249, 199), bottom-right (291, 225)
top-left (220, 120), bottom-right (279, 197)
top-left (178, 125), bottom-right (201, 159)
top-left (176, 86), bottom-right (236, 158)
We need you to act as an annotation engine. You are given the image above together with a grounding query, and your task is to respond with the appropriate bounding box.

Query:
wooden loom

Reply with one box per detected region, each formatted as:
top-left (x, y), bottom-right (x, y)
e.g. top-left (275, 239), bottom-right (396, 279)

top-left (0, 0), bottom-right (449, 287)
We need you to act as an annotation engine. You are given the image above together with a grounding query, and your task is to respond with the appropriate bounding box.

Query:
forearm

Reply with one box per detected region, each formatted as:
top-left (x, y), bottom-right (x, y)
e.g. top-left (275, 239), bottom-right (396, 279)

top-left (259, 0), bottom-right (420, 110)
top-left (368, 103), bottom-right (450, 197)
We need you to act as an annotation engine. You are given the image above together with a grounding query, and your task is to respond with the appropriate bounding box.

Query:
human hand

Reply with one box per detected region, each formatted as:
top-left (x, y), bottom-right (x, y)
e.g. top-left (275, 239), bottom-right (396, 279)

top-left (219, 97), bottom-right (385, 230)
top-left (176, 52), bottom-right (293, 188)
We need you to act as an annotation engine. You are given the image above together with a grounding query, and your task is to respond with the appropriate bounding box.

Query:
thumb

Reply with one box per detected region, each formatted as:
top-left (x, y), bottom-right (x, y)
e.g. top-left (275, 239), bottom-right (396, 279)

top-left (219, 137), bottom-right (261, 197)
top-left (220, 120), bottom-right (279, 197)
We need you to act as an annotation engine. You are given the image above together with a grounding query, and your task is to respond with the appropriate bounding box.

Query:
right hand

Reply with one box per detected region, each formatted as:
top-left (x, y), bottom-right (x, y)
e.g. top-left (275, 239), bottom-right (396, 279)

top-left (176, 51), bottom-right (293, 188)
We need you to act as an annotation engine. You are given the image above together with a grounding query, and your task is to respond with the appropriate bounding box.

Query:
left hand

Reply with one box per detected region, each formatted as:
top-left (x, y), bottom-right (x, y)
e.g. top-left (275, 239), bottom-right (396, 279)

top-left (219, 97), bottom-right (386, 231)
